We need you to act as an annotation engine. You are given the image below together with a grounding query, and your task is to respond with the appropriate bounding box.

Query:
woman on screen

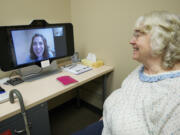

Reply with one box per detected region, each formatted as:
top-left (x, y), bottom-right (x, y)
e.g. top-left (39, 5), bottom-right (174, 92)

top-left (30, 33), bottom-right (54, 61)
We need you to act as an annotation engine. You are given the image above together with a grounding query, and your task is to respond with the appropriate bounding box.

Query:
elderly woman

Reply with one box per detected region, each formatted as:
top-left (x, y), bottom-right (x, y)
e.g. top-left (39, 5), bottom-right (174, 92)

top-left (72, 11), bottom-right (180, 135)
top-left (102, 11), bottom-right (180, 135)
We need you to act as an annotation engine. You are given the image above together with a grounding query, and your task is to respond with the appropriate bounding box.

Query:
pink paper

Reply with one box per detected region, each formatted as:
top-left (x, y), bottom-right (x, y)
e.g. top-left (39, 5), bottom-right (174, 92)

top-left (57, 76), bottom-right (78, 85)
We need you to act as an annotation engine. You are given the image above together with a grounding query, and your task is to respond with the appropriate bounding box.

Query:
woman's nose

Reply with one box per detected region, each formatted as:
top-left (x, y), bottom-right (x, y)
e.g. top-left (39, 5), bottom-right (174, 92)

top-left (129, 37), bottom-right (136, 45)
top-left (36, 44), bottom-right (41, 48)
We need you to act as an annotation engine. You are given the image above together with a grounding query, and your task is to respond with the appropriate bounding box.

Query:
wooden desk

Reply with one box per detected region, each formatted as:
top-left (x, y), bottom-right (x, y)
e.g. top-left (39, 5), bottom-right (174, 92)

top-left (0, 65), bottom-right (113, 122)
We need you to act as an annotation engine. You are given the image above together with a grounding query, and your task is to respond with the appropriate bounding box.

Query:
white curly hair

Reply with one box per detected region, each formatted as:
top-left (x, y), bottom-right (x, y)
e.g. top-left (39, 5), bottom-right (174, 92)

top-left (135, 11), bottom-right (180, 69)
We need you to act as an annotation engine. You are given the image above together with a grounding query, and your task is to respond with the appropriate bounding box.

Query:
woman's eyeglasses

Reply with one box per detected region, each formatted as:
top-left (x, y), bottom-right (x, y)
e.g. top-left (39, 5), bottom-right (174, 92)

top-left (133, 30), bottom-right (146, 39)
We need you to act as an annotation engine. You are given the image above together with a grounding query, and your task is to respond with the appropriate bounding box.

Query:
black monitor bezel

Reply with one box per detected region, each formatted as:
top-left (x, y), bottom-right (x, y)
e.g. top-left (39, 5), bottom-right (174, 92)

top-left (0, 23), bottom-right (74, 71)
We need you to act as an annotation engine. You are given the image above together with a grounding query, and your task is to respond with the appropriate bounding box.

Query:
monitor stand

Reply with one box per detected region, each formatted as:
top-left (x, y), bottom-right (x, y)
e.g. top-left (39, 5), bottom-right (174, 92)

top-left (17, 61), bottom-right (61, 81)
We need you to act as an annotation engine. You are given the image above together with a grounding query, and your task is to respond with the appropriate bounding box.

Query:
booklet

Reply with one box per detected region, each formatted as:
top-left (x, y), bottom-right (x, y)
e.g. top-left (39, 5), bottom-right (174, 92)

top-left (57, 76), bottom-right (78, 85)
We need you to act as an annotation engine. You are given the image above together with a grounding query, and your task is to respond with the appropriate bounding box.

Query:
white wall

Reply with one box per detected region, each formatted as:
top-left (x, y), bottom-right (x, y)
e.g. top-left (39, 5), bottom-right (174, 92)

top-left (71, 0), bottom-right (180, 93)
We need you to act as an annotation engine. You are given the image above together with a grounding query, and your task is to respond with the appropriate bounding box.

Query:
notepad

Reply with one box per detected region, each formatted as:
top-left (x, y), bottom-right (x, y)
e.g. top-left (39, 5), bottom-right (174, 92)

top-left (56, 76), bottom-right (78, 85)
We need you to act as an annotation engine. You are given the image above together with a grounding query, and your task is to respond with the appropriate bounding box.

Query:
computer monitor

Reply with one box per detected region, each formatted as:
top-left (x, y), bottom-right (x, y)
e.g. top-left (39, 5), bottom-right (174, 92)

top-left (0, 23), bottom-right (74, 71)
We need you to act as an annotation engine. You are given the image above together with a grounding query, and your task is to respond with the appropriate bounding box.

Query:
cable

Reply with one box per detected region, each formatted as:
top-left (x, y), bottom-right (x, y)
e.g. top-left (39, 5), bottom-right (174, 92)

top-left (9, 71), bottom-right (19, 79)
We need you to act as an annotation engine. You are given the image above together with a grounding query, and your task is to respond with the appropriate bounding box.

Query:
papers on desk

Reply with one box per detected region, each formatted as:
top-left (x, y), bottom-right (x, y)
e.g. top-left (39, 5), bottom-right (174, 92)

top-left (0, 91), bottom-right (9, 104)
top-left (62, 64), bottom-right (92, 75)
top-left (0, 91), bottom-right (17, 104)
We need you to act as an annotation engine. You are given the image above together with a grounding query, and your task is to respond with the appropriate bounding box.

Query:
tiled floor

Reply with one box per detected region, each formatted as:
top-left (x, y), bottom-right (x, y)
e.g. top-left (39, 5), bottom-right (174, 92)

top-left (49, 99), bottom-right (102, 135)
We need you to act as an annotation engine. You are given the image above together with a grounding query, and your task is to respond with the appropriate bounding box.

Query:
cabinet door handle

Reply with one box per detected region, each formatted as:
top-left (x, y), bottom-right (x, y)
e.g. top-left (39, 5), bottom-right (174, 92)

top-left (14, 123), bottom-right (32, 134)
top-left (14, 129), bottom-right (26, 134)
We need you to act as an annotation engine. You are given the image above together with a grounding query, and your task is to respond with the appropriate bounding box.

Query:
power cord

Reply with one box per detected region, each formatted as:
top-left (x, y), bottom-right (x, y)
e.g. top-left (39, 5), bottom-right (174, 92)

top-left (9, 71), bottom-right (19, 79)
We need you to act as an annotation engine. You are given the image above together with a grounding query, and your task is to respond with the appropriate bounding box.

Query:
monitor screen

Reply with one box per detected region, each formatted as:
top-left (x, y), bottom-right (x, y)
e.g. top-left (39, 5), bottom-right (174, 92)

top-left (0, 23), bottom-right (74, 71)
